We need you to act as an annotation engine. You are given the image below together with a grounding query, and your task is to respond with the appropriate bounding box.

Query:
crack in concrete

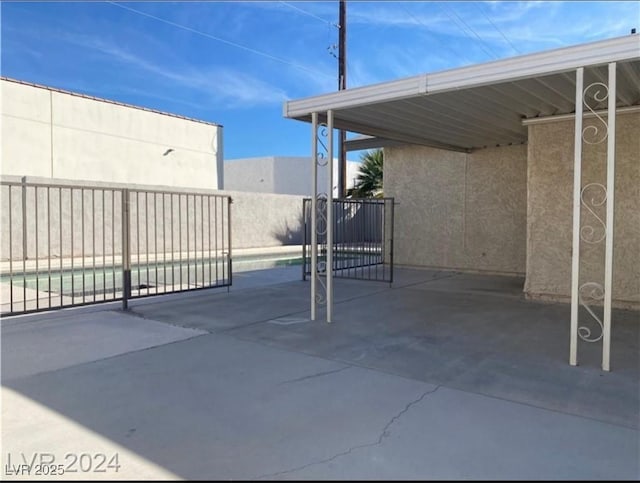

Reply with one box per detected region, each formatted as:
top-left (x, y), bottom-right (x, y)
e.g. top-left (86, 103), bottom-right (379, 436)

top-left (255, 385), bottom-right (441, 480)
top-left (391, 272), bottom-right (459, 290)
top-left (278, 366), bottom-right (351, 386)
top-left (122, 272), bottom-right (458, 336)
top-left (124, 308), bottom-right (216, 334)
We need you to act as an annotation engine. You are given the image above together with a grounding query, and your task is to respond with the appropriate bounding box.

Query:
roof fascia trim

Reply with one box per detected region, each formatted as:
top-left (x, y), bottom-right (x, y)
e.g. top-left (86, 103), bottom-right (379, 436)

top-left (284, 34), bottom-right (640, 119)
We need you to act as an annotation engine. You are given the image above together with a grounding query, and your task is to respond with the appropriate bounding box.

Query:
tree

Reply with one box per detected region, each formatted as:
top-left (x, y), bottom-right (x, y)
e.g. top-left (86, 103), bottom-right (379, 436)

top-left (348, 149), bottom-right (383, 198)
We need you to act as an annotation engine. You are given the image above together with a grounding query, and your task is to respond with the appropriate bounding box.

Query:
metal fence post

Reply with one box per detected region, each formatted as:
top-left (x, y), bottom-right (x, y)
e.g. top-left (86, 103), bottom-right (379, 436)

top-left (122, 188), bottom-right (131, 310)
top-left (227, 196), bottom-right (233, 290)
top-left (21, 176), bottom-right (28, 312)
top-left (302, 199), bottom-right (307, 281)
top-left (389, 199), bottom-right (395, 286)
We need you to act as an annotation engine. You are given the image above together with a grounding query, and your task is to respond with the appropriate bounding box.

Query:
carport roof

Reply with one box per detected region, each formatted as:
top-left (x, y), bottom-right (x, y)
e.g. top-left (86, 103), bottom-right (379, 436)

top-left (283, 34), bottom-right (640, 153)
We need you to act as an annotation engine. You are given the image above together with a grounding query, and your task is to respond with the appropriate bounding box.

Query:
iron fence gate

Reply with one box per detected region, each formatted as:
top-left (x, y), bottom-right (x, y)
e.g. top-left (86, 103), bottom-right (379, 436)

top-left (1, 179), bottom-right (232, 316)
top-left (303, 198), bottom-right (394, 283)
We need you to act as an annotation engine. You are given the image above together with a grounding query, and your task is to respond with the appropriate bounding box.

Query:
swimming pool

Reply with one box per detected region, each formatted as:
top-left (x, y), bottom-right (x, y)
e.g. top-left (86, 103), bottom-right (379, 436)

top-left (1, 253), bottom-right (304, 299)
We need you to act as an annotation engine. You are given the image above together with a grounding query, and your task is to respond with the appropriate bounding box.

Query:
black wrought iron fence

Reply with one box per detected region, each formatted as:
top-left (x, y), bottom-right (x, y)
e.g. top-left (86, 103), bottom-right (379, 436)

top-left (0, 179), bottom-right (231, 316)
top-left (302, 198), bottom-right (394, 283)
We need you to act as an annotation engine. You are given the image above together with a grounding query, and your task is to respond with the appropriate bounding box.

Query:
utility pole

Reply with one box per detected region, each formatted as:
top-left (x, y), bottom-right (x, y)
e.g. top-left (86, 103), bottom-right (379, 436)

top-left (338, 0), bottom-right (347, 198)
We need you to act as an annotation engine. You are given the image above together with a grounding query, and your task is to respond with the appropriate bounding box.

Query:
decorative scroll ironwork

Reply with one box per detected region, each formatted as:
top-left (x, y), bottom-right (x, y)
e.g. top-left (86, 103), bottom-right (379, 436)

top-left (314, 123), bottom-right (330, 306)
top-left (315, 195), bottom-right (328, 304)
top-left (316, 195), bottom-right (328, 236)
top-left (570, 63), bottom-right (618, 370)
top-left (582, 82), bottom-right (609, 145)
top-left (578, 282), bottom-right (605, 342)
top-left (580, 183), bottom-right (607, 244)
top-left (575, 82), bottom-right (611, 345)
top-left (316, 123), bottom-right (329, 167)
top-left (315, 260), bottom-right (327, 304)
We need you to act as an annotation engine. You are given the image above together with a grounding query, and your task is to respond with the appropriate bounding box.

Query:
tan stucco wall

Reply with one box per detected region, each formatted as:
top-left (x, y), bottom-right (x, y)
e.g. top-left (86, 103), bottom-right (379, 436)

top-left (1, 79), bottom-right (223, 190)
top-left (384, 143), bottom-right (527, 275)
top-left (525, 112), bottom-right (640, 307)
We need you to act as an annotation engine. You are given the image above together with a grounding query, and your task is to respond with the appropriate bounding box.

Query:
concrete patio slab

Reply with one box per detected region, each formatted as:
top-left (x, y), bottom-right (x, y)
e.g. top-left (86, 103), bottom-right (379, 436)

top-left (403, 271), bottom-right (527, 298)
top-left (225, 276), bottom-right (639, 429)
top-left (1, 310), bottom-right (206, 380)
top-left (1, 387), bottom-right (180, 480)
top-left (3, 333), bottom-right (439, 480)
top-left (2, 267), bottom-right (638, 480)
top-left (3, 329), bottom-right (638, 480)
top-left (130, 272), bottom-right (389, 333)
top-left (281, 385), bottom-right (639, 480)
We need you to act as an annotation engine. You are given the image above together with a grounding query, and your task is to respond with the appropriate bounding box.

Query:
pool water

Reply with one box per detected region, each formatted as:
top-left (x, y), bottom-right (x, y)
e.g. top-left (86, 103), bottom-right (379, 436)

top-left (2, 255), bottom-right (304, 297)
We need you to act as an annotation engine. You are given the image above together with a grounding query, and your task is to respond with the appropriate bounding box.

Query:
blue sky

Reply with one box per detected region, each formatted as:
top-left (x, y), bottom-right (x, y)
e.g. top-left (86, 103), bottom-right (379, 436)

top-left (2, 1), bottom-right (638, 159)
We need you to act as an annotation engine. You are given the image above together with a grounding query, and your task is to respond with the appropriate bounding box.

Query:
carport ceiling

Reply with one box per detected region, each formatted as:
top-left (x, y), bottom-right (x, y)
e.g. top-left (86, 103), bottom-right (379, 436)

top-left (284, 34), bottom-right (640, 153)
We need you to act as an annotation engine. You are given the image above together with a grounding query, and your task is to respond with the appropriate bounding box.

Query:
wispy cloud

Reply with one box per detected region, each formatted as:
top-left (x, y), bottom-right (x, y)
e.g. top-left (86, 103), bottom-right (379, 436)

top-left (482, 2), bottom-right (638, 48)
top-left (4, 40), bottom-right (44, 59)
top-left (486, 1), bottom-right (555, 22)
top-left (348, 5), bottom-right (449, 28)
top-left (208, 69), bottom-right (289, 107)
top-left (60, 33), bottom-right (289, 108)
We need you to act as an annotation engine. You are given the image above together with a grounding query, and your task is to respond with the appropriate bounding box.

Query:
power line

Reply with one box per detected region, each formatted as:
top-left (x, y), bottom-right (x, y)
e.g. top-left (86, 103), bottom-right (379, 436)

top-left (279, 1), bottom-right (337, 27)
top-left (345, 60), bottom-right (361, 87)
top-left (107, 1), bottom-right (333, 79)
top-left (279, 1), bottom-right (343, 79)
top-left (437, 2), bottom-right (499, 59)
top-left (475, 2), bottom-right (521, 55)
top-left (279, 0), bottom-right (357, 95)
top-left (440, 3), bottom-right (498, 59)
top-left (401, 6), bottom-right (474, 65)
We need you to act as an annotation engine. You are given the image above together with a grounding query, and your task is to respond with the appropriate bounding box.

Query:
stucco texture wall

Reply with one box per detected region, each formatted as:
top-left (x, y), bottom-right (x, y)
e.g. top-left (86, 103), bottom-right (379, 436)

top-left (525, 112), bottom-right (639, 307)
top-left (1, 80), bottom-right (222, 190)
top-left (384, 143), bottom-right (527, 275)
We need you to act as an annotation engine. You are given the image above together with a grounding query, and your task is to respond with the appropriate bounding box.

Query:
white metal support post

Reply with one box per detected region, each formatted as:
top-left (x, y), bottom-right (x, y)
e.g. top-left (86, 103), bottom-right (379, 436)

top-left (326, 110), bottom-right (334, 323)
top-left (570, 67), bottom-right (584, 366)
top-left (311, 112), bottom-right (318, 321)
top-left (569, 63), bottom-right (617, 371)
top-left (602, 62), bottom-right (616, 371)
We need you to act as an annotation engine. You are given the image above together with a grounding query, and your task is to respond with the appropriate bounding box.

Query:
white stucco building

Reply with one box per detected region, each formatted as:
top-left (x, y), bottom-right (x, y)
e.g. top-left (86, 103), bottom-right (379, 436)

top-left (225, 156), bottom-right (362, 197)
top-left (1, 77), bottom-right (224, 190)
